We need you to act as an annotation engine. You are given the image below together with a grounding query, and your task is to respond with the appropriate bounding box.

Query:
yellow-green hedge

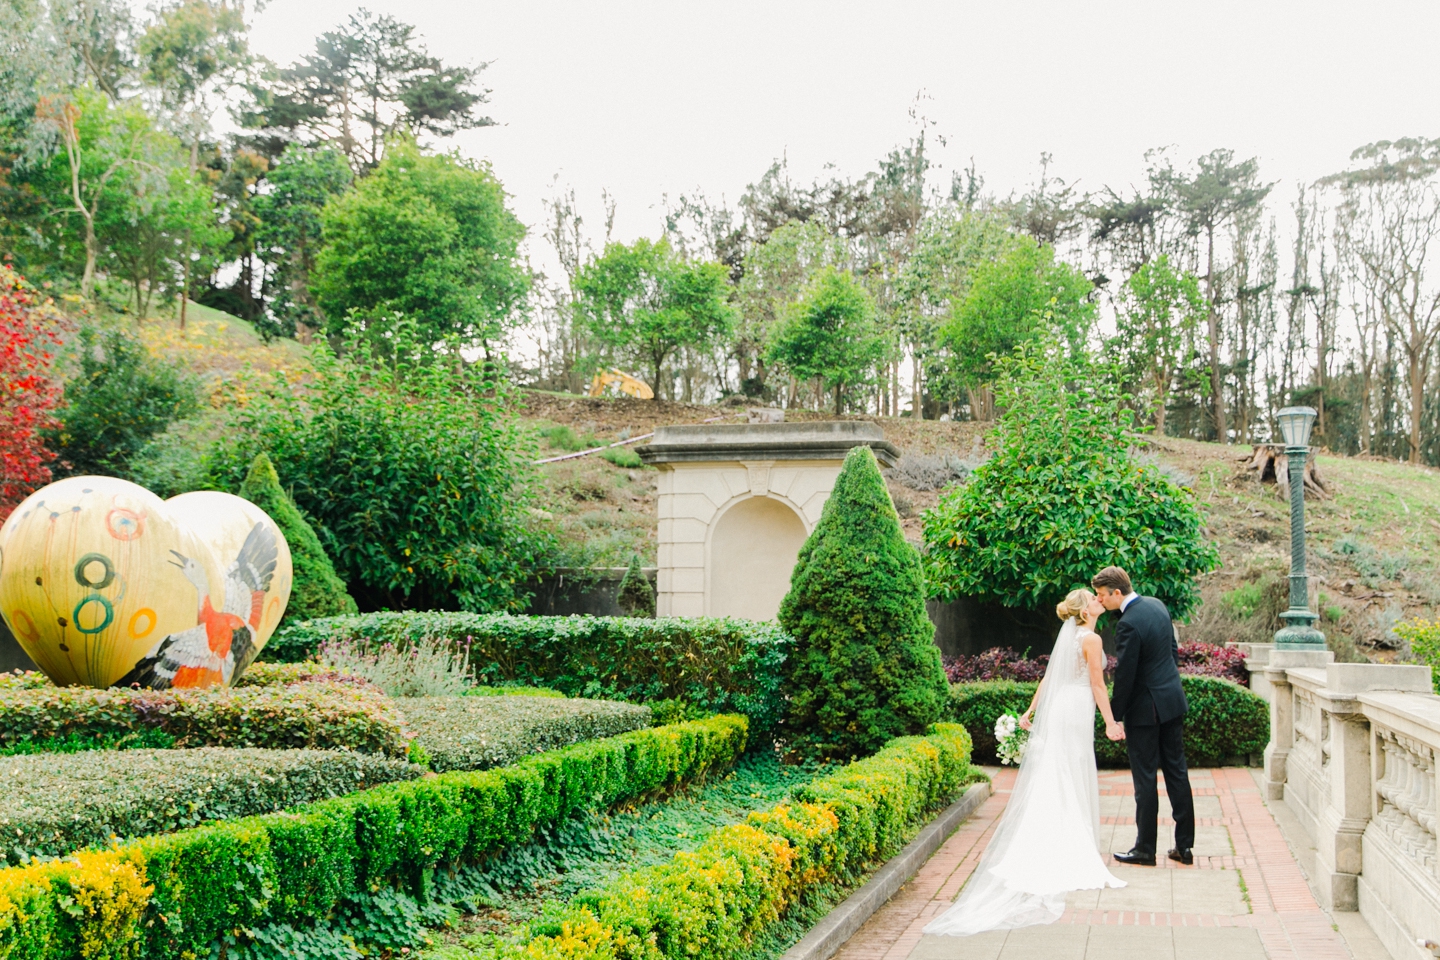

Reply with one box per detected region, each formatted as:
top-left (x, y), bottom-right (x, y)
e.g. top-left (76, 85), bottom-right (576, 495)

top-left (0, 715), bottom-right (748, 960)
top-left (504, 723), bottom-right (974, 960)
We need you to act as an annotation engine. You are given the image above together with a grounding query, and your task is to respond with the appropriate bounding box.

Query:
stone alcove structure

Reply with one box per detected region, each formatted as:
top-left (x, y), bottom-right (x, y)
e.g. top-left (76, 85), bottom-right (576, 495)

top-left (638, 422), bottom-right (898, 620)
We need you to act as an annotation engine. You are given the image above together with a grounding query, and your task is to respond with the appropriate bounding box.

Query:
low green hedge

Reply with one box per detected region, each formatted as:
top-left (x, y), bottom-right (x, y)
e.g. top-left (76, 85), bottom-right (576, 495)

top-left (949, 675), bottom-right (1269, 767)
top-left (0, 682), bottom-right (410, 757)
top-left (0, 715), bottom-right (749, 960)
top-left (399, 696), bottom-right (651, 772)
top-left (268, 613), bottom-right (791, 738)
top-left (497, 723), bottom-right (976, 960)
top-left (0, 747), bottom-right (422, 866)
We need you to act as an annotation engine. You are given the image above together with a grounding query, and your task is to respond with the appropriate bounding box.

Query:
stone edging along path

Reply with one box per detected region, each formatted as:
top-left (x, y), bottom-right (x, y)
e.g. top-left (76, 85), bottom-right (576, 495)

top-left (779, 780), bottom-right (994, 960)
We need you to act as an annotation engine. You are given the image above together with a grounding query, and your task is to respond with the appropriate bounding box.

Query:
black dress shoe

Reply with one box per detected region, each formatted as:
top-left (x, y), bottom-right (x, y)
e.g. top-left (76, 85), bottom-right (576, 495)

top-left (1168, 848), bottom-right (1194, 865)
top-left (1113, 849), bottom-right (1156, 866)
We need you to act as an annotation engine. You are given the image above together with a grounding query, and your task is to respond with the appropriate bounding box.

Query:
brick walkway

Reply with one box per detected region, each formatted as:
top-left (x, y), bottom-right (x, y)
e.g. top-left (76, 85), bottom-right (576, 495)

top-left (832, 767), bottom-right (1356, 960)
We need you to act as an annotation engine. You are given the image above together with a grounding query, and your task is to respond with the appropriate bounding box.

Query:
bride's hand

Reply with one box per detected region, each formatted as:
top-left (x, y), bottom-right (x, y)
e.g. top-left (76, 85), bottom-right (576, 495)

top-left (1018, 710), bottom-right (1033, 731)
top-left (1105, 720), bottom-right (1125, 741)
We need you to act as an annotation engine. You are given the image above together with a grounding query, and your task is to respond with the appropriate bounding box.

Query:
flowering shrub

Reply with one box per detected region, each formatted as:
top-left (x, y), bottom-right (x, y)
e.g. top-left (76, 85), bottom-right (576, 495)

top-left (1395, 619), bottom-right (1440, 691)
top-left (317, 635), bottom-right (475, 697)
top-left (0, 264), bottom-right (63, 520)
top-left (993, 711), bottom-right (1028, 765)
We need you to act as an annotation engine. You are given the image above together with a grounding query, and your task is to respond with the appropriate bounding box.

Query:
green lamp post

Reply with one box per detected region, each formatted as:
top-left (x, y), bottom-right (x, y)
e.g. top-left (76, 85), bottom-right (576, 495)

top-left (1274, 406), bottom-right (1326, 650)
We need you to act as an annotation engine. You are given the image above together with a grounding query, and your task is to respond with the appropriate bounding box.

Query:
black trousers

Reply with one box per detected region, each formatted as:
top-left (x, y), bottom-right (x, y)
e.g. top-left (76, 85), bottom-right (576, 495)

top-left (1124, 715), bottom-right (1195, 855)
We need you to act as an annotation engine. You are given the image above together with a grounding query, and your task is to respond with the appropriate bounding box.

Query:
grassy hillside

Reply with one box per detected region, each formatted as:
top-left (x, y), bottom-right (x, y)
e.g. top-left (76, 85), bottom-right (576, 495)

top-left (522, 393), bottom-right (1440, 661)
top-left (63, 303), bottom-right (1439, 660)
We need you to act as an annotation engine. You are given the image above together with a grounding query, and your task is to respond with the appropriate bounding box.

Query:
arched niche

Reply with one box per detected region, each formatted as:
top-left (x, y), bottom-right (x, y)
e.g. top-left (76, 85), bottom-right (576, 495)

top-left (707, 496), bottom-right (808, 620)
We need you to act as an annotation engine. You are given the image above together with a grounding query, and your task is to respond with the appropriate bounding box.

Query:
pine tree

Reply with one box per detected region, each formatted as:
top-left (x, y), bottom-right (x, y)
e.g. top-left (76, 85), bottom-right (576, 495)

top-left (239, 452), bottom-right (358, 622)
top-left (616, 554), bottom-right (655, 617)
top-left (779, 445), bottom-right (949, 758)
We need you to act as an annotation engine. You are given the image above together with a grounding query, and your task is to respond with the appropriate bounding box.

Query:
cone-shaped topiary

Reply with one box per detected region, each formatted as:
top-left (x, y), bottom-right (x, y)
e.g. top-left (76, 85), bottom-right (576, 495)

top-left (778, 444), bottom-right (949, 758)
top-left (239, 452), bottom-right (359, 622)
top-left (616, 554), bottom-right (655, 617)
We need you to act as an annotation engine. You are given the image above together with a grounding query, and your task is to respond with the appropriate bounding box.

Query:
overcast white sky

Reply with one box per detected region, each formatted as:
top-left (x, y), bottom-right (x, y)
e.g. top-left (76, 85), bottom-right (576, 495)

top-left (246, 0), bottom-right (1440, 306)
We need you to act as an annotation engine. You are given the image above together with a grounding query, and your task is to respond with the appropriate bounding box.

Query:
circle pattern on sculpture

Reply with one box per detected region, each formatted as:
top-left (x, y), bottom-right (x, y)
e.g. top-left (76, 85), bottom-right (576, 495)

top-left (73, 553), bottom-right (115, 590)
top-left (10, 609), bottom-right (38, 642)
top-left (128, 608), bottom-right (157, 639)
top-left (72, 595), bottom-right (114, 635)
top-left (106, 508), bottom-right (145, 541)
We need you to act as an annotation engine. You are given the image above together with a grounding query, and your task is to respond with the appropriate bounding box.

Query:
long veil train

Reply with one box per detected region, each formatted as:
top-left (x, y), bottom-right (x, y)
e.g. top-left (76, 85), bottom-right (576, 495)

top-left (924, 618), bottom-right (1125, 937)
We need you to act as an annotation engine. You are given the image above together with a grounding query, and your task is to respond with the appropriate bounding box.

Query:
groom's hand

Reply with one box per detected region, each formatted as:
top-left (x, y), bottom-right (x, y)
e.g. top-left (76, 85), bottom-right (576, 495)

top-left (1106, 721), bottom-right (1125, 741)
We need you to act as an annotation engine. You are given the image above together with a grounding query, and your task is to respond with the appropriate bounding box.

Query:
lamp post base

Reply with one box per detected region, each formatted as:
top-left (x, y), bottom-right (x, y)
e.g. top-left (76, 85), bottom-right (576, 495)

top-left (1275, 610), bottom-right (1327, 650)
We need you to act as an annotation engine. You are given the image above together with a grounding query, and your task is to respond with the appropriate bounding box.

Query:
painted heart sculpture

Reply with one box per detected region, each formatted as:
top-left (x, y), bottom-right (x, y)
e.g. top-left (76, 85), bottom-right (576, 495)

top-left (0, 476), bottom-right (291, 689)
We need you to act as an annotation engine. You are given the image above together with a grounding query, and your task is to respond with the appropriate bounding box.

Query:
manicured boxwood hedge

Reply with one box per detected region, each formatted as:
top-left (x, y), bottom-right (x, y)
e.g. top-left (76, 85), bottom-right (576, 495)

top-left (0, 747), bottom-right (422, 866)
top-left (399, 695), bottom-right (651, 772)
top-left (0, 715), bottom-right (749, 960)
top-left (949, 674), bottom-right (1269, 767)
top-left (267, 612), bottom-right (791, 737)
top-left (496, 723), bottom-right (976, 960)
top-left (0, 682), bottom-right (410, 757)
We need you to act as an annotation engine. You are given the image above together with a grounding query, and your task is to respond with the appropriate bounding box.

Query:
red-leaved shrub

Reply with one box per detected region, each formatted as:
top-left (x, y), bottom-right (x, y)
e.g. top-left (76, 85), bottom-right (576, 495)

top-left (0, 264), bottom-right (62, 519)
top-left (945, 641), bottom-right (1248, 687)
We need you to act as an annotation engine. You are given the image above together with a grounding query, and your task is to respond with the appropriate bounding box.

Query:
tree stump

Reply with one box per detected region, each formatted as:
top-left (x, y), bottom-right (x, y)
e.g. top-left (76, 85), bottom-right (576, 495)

top-left (1239, 444), bottom-right (1329, 500)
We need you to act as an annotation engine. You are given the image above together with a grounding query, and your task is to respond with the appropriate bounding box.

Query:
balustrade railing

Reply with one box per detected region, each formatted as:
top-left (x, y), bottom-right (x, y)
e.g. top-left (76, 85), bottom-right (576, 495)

top-left (1249, 648), bottom-right (1433, 960)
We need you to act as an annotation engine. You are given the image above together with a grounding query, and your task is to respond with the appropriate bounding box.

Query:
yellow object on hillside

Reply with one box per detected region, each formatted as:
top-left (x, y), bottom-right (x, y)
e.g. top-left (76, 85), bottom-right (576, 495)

top-left (588, 369), bottom-right (654, 399)
top-left (0, 477), bottom-right (291, 689)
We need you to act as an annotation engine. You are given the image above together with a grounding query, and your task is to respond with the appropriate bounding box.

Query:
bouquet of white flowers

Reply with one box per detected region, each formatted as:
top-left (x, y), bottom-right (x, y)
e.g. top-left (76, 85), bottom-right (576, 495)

top-left (994, 711), bottom-right (1030, 765)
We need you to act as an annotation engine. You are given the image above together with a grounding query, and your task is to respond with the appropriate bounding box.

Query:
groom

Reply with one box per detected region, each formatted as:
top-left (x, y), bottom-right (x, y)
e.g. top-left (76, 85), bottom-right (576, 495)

top-left (1093, 566), bottom-right (1196, 867)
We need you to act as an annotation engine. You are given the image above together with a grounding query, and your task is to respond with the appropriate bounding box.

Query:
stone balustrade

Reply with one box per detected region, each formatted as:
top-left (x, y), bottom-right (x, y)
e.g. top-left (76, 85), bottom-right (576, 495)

top-left (1244, 644), bottom-right (1437, 959)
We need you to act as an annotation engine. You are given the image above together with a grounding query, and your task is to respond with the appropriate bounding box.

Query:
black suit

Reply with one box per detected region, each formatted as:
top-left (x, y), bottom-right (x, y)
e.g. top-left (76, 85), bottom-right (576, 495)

top-left (1110, 595), bottom-right (1194, 856)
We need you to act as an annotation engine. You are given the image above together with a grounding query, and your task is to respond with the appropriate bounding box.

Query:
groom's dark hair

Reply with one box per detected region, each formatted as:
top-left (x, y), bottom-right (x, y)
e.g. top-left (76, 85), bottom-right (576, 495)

top-left (1091, 566), bottom-right (1132, 593)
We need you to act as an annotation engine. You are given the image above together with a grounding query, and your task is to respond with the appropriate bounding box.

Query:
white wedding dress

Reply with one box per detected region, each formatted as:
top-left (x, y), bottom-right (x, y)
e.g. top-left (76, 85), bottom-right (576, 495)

top-left (925, 618), bottom-right (1125, 936)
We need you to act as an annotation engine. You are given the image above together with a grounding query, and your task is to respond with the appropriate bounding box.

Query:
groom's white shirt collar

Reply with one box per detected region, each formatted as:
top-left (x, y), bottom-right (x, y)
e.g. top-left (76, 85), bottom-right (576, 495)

top-left (1120, 592), bottom-right (1140, 612)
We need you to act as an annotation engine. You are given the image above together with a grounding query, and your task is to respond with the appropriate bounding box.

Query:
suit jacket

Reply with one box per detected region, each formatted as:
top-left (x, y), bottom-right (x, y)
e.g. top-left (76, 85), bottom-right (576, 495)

top-left (1109, 595), bottom-right (1187, 727)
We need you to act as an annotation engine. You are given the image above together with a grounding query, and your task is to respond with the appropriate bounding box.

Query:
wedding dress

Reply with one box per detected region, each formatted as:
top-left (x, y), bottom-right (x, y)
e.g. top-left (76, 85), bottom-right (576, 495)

top-left (924, 618), bottom-right (1125, 936)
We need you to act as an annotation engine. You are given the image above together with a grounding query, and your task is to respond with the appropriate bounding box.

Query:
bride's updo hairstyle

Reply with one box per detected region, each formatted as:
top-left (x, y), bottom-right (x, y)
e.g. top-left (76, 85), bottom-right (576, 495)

top-left (1055, 588), bottom-right (1095, 622)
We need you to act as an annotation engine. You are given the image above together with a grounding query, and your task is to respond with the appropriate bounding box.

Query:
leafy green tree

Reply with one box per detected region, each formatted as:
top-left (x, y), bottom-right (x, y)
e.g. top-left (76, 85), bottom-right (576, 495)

top-left (100, 160), bottom-right (224, 317)
top-left (30, 86), bottom-right (166, 296)
top-left (1112, 254), bottom-right (1205, 434)
top-left (205, 321), bottom-right (553, 613)
top-left (237, 9), bottom-right (492, 171)
top-left (734, 219), bottom-right (845, 396)
top-left (311, 138), bottom-right (527, 346)
top-left (1155, 149), bottom-right (1272, 442)
top-left (47, 325), bottom-right (201, 477)
top-left (779, 445), bottom-right (949, 759)
top-left (938, 237), bottom-right (1094, 412)
top-left (252, 143), bottom-right (352, 337)
top-left (768, 267), bottom-right (885, 414)
top-left (238, 452), bottom-right (358, 622)
top-left (896, 209), bottom-right (1017, 414)
top-left (575, 237), bottom-right (734, 399)
top-left (922, 341), bottom-right (1219, 618)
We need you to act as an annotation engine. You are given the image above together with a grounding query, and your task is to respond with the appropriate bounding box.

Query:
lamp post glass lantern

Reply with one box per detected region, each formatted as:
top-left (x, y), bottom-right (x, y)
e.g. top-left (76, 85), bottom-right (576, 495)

top-left (1274, 406), bottom-right (1326, 649)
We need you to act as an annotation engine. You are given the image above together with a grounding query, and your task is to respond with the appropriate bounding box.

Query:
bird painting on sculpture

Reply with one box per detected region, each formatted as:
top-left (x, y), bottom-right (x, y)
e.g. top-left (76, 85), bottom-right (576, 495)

top-left (116, 522), bottom-right (280, 689)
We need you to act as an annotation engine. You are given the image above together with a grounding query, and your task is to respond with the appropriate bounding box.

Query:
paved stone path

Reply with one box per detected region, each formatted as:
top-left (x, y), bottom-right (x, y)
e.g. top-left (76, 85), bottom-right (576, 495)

top-left (833, 767), bottom-right (1365, 960)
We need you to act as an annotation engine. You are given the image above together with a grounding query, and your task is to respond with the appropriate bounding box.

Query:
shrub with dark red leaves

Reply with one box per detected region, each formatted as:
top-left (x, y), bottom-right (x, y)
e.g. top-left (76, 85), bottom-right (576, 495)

top-left (0, 263), bottom-right (63, 519)
top-left (944, 647), bottom-right (1056, 683)
top-left (1176, 641), bottom-right (1250, 685)
top-left (944, 641), bottom-right (1247, 687)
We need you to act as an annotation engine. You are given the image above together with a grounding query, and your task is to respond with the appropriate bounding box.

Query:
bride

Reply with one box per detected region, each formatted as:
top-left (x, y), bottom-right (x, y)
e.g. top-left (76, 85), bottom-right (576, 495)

top-left (925, 589), bottom-right (1126, 937)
